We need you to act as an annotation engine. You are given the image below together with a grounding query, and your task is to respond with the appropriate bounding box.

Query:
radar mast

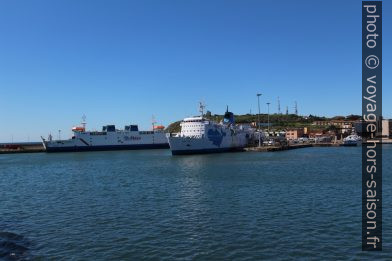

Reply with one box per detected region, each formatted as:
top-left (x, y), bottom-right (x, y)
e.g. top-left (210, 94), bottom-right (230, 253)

top-left (199, 101), bottom-right (206, 117)
top-left (81, 114), bottom-right (87, 130)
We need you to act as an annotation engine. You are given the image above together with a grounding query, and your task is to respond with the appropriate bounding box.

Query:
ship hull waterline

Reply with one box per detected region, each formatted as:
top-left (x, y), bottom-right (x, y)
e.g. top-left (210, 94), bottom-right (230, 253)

top-left (171, 147), bottom-right (245, 155)
top-left (44, 143), bottom-right (169, 153)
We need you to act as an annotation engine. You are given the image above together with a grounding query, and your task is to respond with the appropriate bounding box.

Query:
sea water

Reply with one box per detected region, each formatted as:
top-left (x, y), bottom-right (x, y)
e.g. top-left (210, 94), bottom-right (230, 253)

top-left (0, 146), bottom-right (391, 260)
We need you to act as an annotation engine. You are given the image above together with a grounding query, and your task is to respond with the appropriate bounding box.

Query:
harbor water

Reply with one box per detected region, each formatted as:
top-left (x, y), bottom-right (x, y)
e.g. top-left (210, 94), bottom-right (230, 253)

top-left (1, 146), bottom-right (391, 260)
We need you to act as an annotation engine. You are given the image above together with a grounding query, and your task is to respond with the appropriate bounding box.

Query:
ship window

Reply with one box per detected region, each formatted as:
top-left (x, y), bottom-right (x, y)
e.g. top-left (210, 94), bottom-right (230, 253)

top-left (130, 125), bottom-right (138, 131)
top-left (103, 125), bottom-right (115, 132)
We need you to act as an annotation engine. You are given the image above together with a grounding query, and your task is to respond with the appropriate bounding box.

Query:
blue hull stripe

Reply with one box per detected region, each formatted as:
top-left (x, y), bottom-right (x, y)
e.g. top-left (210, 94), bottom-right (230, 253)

top-left (171, 147), bottom-right (244, 155)
top-left (79, 138), bottom-right (90, 146)
top-left (46, 143), bottom-right (169, 152)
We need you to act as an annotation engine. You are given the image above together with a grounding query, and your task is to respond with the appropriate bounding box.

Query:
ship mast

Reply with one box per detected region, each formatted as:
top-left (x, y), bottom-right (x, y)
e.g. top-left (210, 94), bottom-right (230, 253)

top-left (151, 115), bottom-right (156, 130)
top-left (199, 101), bottom-right (206, 117)
top-left (81, 114), bottom-right (87, 130)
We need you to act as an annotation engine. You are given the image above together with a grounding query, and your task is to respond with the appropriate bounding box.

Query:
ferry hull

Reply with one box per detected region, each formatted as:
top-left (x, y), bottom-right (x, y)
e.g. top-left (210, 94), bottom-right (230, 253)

top-left (168, 135), bottom-right (247, 155)
top-left (45, 143), bottom-right (169, 153)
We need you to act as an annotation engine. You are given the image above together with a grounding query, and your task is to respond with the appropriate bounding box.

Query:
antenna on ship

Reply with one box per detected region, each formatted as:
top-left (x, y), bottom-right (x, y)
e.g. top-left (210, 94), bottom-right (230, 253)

top-left (151, 115), bottom-right (156, 130)
top-left (81, 114), bottom-right (87, 130)
top-left (199, 101), bottom-right (206, 117)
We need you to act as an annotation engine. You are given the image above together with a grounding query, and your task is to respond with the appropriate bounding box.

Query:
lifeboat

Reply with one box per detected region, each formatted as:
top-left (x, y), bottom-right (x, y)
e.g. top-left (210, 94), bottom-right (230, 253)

top-left (72, 126), bottom-right (85, 132)
top-left (153, 125), bottom-right (165, 130)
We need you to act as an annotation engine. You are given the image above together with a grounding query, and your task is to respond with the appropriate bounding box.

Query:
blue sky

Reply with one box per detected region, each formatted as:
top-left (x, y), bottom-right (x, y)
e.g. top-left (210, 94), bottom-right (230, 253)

top-left (0, 0), bottom-right (390, 142)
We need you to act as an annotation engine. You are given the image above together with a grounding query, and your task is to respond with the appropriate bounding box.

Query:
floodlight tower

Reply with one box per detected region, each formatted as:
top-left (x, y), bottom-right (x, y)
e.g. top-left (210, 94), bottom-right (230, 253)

top-left (257, 93), bottom-right (262, 147)
top-left (294, 101), bottom-right (298, 115)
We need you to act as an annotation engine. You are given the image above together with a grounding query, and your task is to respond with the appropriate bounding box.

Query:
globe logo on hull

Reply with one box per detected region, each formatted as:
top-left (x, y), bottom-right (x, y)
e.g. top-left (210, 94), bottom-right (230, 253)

top-left (124, 136), bottom-right (141, 140)
top-left (207, 129), bottom-right (226, 146)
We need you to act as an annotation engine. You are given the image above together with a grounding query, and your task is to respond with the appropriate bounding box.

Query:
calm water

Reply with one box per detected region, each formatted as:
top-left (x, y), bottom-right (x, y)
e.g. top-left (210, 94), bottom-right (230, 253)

top-left (0, 146), bottom-right (391, 260)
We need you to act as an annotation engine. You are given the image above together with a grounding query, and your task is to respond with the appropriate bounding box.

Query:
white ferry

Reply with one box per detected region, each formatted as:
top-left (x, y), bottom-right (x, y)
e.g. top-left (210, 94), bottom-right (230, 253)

top-left (167, 104), bottom-right (249, 155)
top-left (42, 119), bottom-right (169, 152)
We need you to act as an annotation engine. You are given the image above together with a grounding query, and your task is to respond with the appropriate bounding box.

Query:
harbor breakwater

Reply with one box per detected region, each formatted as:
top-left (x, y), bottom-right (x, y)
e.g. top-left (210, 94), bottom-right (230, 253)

top-left (0, 143), bottom-right (44, 154)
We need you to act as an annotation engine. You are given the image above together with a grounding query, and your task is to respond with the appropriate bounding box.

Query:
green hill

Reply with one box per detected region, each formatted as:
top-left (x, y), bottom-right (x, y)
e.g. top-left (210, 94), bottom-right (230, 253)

top-left (165, 113), bottom-right (361, 133)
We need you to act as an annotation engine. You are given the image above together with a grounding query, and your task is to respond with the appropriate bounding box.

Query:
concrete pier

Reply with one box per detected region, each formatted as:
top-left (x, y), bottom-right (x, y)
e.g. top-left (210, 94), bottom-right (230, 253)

top-left (0, 142), bottom-right (45, 154)
top-left (245, 143), bottom-right (312, 152)
top-left (244, 143), bottom-right (345, 152)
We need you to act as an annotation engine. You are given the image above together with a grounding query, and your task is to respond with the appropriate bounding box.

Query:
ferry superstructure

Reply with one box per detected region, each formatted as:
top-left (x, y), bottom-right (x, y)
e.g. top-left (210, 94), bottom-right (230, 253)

top-left (167, 105), bottom-right (249, 155)
top-left (42, 120), bottom-right (169, 152)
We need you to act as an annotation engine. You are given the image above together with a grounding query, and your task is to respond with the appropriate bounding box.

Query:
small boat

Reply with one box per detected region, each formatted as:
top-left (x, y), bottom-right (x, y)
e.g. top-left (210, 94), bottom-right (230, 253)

top-left (341, 134), bottom-right (362, 146)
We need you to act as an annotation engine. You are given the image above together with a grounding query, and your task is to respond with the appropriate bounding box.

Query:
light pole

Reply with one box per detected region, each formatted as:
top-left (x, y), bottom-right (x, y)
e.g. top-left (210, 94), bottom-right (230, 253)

top-left (257, 93), bottom-right (262, 147)
top-left (267, 102), bottom-right (270, 134)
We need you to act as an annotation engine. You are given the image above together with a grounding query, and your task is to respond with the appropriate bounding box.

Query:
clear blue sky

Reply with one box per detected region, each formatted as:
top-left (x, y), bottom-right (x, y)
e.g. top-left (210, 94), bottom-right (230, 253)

top-left (0, 0), bottom-right (390, 142)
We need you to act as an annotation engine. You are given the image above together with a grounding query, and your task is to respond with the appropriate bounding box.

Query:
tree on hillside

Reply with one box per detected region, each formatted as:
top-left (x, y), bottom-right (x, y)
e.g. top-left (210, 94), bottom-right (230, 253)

top-left (332, 116), bottom-right (345, 120)
top-left (165, 121), bottom-right (181, 133)
top-left (346, 114), bottom-right (361, 121)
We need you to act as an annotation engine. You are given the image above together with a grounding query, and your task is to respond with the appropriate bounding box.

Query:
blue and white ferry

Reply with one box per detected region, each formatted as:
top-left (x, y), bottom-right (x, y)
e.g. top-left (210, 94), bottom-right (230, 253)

top-left (167, 104), bottom-right (248, 155)
top-left (42, 120), bottom-right (168, 152)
